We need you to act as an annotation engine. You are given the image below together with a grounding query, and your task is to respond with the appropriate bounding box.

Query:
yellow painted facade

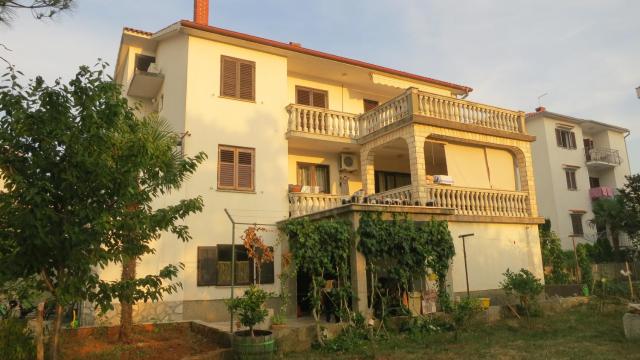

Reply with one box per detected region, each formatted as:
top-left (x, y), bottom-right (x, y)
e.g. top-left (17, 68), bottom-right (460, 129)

top-left (99, 20), bottom-right (545, 324)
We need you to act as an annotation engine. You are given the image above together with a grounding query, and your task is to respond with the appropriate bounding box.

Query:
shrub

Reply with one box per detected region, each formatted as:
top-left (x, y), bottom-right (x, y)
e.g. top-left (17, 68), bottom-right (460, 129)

top-left (0, 318), bottom-right (35, 360)
top-left (226, 285), bottom-right (271, 337)
top-left (500, 268), bottom-right (544, 317)
top-left (451, 297), bottom-right (482, 341)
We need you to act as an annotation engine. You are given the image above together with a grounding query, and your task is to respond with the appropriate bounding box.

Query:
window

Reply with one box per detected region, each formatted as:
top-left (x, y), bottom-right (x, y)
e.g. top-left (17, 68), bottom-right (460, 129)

top-left (564, 168), bottom-right (578, 190)
top-left (297, 163), bottom-right (330, 193)
top-left (220, 56), bottom-right (255, 101)
top-left (589, 177), bottom-right (600, 188)
top-left (218, 145), bottom-right (255, 191)
top-left (197, 245), bottom-right (274, 286)
top-left (375, 171), bottom-right (411, 193)
top-left (570, 213), bottom-right (584, 236)
top-left (555, 127), bottom-right (577, 149)
top-left (296, 86), bottom-right (328, 108)
top-left (424, 141), bottom-right (448, 175)
top-left (363, 99), bottom-right (379, 112)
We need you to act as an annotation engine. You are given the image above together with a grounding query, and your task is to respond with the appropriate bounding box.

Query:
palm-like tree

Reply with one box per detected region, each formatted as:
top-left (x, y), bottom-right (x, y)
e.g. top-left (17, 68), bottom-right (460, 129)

top-left (591, 197), bottom-right (625, 259)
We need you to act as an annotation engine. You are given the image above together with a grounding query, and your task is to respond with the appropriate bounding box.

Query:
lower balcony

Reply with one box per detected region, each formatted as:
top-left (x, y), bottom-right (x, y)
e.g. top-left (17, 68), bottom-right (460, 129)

top-left (589, 186), bottom-right (614, 200)
top-left (288, 185), bottom-right (530, 218)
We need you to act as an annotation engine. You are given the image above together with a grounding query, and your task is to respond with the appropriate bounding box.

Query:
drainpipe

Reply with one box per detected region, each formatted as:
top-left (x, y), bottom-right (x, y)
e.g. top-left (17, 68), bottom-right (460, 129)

top-left (623, 131), bottom-right (632, 175)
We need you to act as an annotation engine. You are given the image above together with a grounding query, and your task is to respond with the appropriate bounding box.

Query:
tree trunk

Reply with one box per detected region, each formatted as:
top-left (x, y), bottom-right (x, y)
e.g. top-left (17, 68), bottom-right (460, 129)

top-left (51, 303), bottom-right (64, 360)
top-left (119, 256), bottom-right (137, 343)
top-left (36, 302), bottom-right (45, 360)
top-left (311, 277), bottom-right (323, 346)
top-left (606, 224), bottom-right (621, 260)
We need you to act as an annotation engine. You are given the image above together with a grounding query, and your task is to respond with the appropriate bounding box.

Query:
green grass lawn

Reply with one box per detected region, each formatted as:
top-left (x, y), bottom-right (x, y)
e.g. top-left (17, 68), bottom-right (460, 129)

top-left (286, 304), bottom-right (640, 360)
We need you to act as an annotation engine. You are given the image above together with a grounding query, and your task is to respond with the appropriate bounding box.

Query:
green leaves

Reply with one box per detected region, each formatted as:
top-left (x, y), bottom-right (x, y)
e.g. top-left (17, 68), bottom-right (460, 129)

top-left (357, 212), bottom-right (455, 308)
top-left (226, 285), bottom-right (271, 335)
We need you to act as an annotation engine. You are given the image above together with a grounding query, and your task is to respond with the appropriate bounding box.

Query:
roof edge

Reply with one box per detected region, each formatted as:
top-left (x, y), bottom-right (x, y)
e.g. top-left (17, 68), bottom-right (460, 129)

top-left (177, 20), bottom-right (473, 94)
top-left (526, 111), bottom-right (629, 133)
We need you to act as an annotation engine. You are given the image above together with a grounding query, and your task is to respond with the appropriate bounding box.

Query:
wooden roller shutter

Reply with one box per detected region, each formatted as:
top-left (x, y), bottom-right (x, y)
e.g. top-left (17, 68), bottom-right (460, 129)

top-left (218, 146), bottom-right (236, 189)
top-left (296, 87), bottom-right (311, 106)
top-left (197, 246), bottom-right (217, 286)
top-left (363, 99), bottom-right (379, 112)
top-left (238, 62), bottom-right (255, 101)
top-left (221, 56), bottom-right (255, 101)
top-left (237, 148), bottom-right (255, 191)
top-left (296, 86), bottom-right (328, 108)
top-left (221, 57), bottom-right (238, 98)
top-left (312, 91), bottom-right (326, 108)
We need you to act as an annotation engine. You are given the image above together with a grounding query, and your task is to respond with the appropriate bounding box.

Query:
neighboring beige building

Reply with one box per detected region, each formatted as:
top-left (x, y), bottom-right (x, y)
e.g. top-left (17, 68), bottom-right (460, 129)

top-left (86, 0), bottom-right (545, 324)
top-left (526, 108), bottom-right (631, 249)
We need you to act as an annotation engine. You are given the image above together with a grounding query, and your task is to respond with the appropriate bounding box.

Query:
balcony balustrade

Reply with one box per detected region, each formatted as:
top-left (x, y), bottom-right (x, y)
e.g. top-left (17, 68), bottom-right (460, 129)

top-left (286, 88), bottom-right (526, 141)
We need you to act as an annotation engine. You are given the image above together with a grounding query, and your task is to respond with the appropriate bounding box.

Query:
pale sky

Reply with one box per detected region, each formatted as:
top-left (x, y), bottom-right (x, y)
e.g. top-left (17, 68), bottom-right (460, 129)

top-left (2, 0), bottom-right (639, 172)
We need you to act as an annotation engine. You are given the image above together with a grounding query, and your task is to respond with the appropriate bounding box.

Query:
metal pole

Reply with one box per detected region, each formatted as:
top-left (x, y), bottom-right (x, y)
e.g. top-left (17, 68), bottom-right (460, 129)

top-left (459, 233), bottom-right (474, 298)
top-left (224, 209), bottom-right (236, 343)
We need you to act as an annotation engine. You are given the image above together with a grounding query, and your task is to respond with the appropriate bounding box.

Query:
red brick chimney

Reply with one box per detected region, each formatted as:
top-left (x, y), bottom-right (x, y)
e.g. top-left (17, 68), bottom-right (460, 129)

top-left (194, 0), bottom-right (209, 25)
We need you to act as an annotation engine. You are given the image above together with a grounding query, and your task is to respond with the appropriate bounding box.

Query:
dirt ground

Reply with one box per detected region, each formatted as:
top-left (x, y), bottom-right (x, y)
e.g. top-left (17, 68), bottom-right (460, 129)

top-left (59, 323), bottom-right (220, 360)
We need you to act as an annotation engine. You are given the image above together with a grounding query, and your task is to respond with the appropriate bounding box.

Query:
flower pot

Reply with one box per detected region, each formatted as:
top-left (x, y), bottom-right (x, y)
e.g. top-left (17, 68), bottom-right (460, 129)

top-left (233, 330), bottom-right (275, 359)
top-left (270, 323), bottom-right (287, 330)
top-left (289, 184), bottom-right (302, 193)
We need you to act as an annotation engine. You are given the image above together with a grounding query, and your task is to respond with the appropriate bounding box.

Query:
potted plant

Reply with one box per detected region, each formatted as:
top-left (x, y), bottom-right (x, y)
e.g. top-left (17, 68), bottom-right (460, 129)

top-left (226, 285), bottom-right (275, 359)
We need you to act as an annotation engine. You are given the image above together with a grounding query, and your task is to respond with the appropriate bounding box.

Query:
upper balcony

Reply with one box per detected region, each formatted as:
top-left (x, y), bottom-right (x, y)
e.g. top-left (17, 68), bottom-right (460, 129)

top-left (127, 54), bottom-right (164, 99)
top-left (585, 148), bottom-right (622, 170)
top-left (286, 88), bottom-right (527, 144)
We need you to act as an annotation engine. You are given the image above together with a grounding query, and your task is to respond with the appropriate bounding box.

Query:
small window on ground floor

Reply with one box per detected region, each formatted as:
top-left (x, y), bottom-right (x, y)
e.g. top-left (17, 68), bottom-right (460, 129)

top-left (570, 213), bottom-right (584, 236)
top-left (197, 245), bottom-right (274, 286)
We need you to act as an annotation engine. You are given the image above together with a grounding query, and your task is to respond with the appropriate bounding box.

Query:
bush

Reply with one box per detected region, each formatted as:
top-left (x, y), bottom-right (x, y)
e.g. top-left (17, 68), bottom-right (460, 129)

top-left (451, 297), bottom-right (482, 341)
top-left (539, 226), bottom-right (571, 284)
top-left (0, 318), bottom-right (35, 360)
top-left (402, 314), bottom-right (452, 335)
top-left (500, 268), bottom-right (544, 317)
top-left (226, 285), bottom-right (271, 337)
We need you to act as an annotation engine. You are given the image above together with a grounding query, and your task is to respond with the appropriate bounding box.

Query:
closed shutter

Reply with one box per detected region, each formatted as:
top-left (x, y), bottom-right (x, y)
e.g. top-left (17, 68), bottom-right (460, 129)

top-left (425, 142), bottom-right (448, 175)
top-left (296, 87), bottom-right (311, 106)
top-left (569, 132), bottom-right (577, 149)
top-left (260, 247), bottom-right (275, 284)
top-left (221, 56), bottom-right (255, 101)
top-left (555, 128), bottom-right (562, 147)
top-left (218, 147), bottom-right (236, 189)
top-left (312, 91), bottom-right (327, 108)
top-left (239, 62), bottom-right (255, 101)
top-left (364, 99), bottom-right (379, 112)
top-left (221, 57), bottom-right (238, 97)
top-left (237, 149), bottom-right (254, 191)
top-left (197, 246), bottom-right (217, 286)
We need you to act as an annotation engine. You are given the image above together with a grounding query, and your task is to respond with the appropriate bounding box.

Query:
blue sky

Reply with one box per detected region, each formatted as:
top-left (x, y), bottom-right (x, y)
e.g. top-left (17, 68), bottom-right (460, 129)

top-left (2, 0), bottom-right (639, 173)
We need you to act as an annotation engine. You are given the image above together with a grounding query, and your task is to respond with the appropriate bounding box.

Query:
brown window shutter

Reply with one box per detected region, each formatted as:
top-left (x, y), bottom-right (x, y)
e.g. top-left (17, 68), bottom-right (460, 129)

top-left (569, 132), bottom-right (577, 149)
top-left (238, 62), bottom-right (255, 101)
top-left (296, 87), bottom-right (311, 106)
top-left (312, 91), bottom-right (327, 108)
top-left (197, 246), bottom-right (217, 286)
top-left (259, 247), bottom-right (275, 284)
top-left (221, 57), bottom-right (238, 97)
top-left (218, 147), bottom-right (236, 189)
top-left (236, 149), bottom-right (254, 191)
top-left (555, 128), bottom-right (563, 147)
top-left (364, 99), bottom-right (379, 112)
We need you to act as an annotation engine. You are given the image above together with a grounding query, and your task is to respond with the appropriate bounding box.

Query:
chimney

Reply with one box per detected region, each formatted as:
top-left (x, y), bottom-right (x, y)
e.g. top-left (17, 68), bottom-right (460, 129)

top-left (194, 0), bottom-right (209, 25)
top-left (535, 106), bottom-right (546, 113)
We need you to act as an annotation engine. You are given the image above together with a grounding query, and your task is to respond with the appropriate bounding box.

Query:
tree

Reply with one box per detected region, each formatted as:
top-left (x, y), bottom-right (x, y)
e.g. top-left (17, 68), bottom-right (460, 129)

top-left (0, 63), bottom-right (205, 357)
top-left (0, 0), bottom-right (73, 23)
top-left (89, 116), bottom-right (206, 342)
top-left (591, 196), bottom-right (625, 259)
top-left (619, 174), bottom-right (640, 249)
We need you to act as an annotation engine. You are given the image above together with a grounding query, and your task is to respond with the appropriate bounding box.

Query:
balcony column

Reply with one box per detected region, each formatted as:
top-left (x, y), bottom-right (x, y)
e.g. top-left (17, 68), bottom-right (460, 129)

top-left (405, 131), bottom-right (428, 204)
top-left (360, 148), bottom-right (376, 196)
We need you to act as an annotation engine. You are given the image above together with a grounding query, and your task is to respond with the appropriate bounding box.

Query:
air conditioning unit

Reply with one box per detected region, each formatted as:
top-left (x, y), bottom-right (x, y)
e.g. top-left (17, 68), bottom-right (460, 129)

top-left (340, 153), bottom-right (358, 172)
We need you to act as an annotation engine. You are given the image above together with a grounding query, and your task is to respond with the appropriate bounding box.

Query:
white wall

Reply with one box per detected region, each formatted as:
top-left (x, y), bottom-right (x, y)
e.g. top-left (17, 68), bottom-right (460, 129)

top-left (449, 222), bottom-right (544, 292)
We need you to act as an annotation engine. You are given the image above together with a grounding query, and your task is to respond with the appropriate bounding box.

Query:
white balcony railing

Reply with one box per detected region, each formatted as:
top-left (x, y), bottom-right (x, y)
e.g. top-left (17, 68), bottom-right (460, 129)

top-left (287, 104), bottom-right (360, 139)
top-left (425, 185), bottom-right (530, 217)
top-left (367, 185), bottom-right (413, 204)
top-left (286, 88), bottom-right (526, 141)
top-left (288, 193), bottom-right (345, 217)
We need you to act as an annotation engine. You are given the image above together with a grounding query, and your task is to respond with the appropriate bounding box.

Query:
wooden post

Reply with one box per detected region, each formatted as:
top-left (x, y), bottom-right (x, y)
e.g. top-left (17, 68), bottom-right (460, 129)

top-left (626, 262), bottom-right (636, 300)
top-left (571, 235), bottom-right (581, 283)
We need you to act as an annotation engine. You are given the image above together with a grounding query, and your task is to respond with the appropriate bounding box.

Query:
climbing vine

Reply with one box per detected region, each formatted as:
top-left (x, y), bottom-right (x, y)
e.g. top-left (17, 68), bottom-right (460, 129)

top-left (280, 217), bottom-right (354, 344)
top-left (357, 212), bottom-right (455, 313)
